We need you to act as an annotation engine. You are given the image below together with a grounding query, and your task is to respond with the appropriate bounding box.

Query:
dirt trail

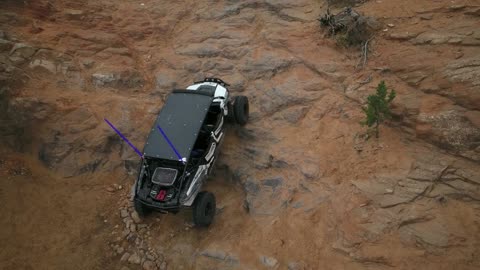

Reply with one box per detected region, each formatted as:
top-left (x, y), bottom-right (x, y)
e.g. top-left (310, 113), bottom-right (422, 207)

top-left (1, 0), bottom-right (479, 269)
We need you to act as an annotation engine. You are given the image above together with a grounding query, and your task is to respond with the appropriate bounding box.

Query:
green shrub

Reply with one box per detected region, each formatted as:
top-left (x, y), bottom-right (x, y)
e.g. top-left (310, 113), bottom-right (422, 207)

top-left (361, 81), bottom-right (396, 138)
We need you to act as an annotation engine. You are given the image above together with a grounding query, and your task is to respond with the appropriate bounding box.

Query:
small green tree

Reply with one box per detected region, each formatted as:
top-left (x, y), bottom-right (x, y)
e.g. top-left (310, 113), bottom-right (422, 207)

top-left (362, 81), bottom-right (396, 138)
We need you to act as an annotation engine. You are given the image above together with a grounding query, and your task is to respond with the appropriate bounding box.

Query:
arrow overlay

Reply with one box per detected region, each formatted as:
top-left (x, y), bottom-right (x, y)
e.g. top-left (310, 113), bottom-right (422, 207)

top-left (104, 118), bottom-right (143, 158)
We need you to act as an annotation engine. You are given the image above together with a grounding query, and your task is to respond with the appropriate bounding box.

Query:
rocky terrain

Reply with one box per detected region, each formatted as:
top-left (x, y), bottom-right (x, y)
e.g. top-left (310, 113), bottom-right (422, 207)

top-left (0, 0), bottom-right (479, 269)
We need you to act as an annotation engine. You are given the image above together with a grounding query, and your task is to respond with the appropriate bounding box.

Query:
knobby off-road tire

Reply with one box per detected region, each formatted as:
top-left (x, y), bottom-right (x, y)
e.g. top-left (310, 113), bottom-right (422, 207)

top-left (233, 96), bottom-right (249, 125)
top-left (192, 191), bottom-right (216, 227)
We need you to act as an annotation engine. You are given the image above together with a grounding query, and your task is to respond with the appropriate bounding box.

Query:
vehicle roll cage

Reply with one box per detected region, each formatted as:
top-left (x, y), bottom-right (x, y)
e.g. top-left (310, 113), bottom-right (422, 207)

top-left (194, 77), bottom-right (230, 87)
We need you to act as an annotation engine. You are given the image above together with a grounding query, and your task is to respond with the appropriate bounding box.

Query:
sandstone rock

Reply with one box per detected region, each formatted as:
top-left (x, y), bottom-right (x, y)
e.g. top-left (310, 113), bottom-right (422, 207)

top-left (81, 58), bottom-right (95, 69)
top-left (8, 97), bottom-right (53, 121)
top-left (200, 249), bottom-right (227, 260)
top-left (129, 223), bottom-right (137, 233)
top-left (131, 211), bottom-right (142, 223)
top-left (175, 44), bottom-right (221, 58)
top-left (0, 39), bottom-right (13, 52)
top-left (29, 59), bottom-right (56, 73)
top-left (0, 12), bottom-right (31, 27)
top-left (64, 9), bottom-right (85, 20)
top-left (241, 49), bottom-right (299, 79)
top-left (243, 176), bottom-right (290, 216)
top-left (444, 56), bottom-right (480, 87)
top-left (399, 219), bottom-right (450, 248)
top-left (352, 174), bottom-right (430, 208)
top-left (142, 260), bottom-right (157, 270)
top-left (419, 14), bottom-right (433, 20)
top-left (61, 107), bottom-right (98, 134)
top-left (10, 43), bottom-right (36, 57)
top-left (260, 255), bottom-right (278, 268)
top-left (274, 106), bottom-right (309, 124)
top-left (121, 252), bottom-right (131, 262)
top-left (253, 80), bottom-right (322, 117)
top-left (92, 73), bottom-right (116, 87)
top-left (417, 110), bottom-right (480, 159)
top-left (222, 73), bottom-right (245, 92)
top-left (92, 70), bottom-right (143, 89)
top-left (155, 73), bottom-right (178, 92)
top-left (261, 177), bottom-right (284, 190)
top-left (288, 261), bottom-right (305, 270)
top-left (296, 160), bottom-right (320, 179)
top-left (128, 253), bottom-right (141, 264)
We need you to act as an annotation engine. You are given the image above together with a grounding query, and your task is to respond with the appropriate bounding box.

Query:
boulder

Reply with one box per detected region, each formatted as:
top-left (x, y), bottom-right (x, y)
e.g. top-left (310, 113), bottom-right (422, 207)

top-left (399, 220), bottom-right (450, 248)
top-left (92, 70), bottom-right (144, 90)
top-left (241, 49), bottom-right (299, 79)
top-left (416, 110), bottom-right (480, 160)
top-left (9, 43), bottom-right (37, 64)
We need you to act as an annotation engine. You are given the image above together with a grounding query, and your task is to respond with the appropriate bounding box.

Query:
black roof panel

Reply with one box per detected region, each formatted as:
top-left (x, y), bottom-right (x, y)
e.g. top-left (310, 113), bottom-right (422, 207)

top-left (143, 91), bottom-right (213, 161)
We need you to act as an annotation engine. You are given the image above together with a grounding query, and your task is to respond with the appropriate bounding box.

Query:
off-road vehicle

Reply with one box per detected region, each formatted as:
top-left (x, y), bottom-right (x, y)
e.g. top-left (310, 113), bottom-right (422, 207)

top-left (133, 78), bottom-right (249, 226)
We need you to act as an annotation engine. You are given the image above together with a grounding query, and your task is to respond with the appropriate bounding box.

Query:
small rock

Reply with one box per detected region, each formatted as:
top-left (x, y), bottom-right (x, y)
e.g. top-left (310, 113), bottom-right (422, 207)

top-left (146, 253), bottom-right (155, 261)
top-left (201, 249), bottom-right (227, 260)
top-left (120, 252), bottom-right (131, 262)
top-left (419, 14), bottom-right (433, 20)
top-left (0, 39), bottom-right (13, 52)
top-left (260, 256), bottom-right (278, 268)
top-left (131, 211), bottom-right (142, 223)
top-left (130, 223), bottom-right (137, 233)
top-left (92, 73), bottom-right (117, 87)
top-left (449, 5), bottom-right (465, 11)
top-left (106, 186), bottom-right (115, 193)
top-left (64, 9), bottom-right (85, 20)
top-left (116, 246), bottom-right (125, 255)
top-left (120, 209), bottom-right (129, 218)
top-left (387, 23), bottom-right (394, 28)
top-left (10, 43), bottom-right (37, 59)
top-left (261, 177), bottom-right (284, 190)
top-left (288, 262), bottom-right (304, 270)
top-left (385, 188), bottom-right (394, 194)
top-left (143, 260), bottom-right (157, 270)
top-left (81, 58), bottom-right (95, 68)
top-left (128, 253), bottom-right (141, 264)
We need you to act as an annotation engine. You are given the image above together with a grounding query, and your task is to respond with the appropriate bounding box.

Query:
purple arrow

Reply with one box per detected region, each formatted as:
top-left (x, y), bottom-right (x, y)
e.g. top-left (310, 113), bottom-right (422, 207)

top-left (104, 118), bottom-right (143, 158)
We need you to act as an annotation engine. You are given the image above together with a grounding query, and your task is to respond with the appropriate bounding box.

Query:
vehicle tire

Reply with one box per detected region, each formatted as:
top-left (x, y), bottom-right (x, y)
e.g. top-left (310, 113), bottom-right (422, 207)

top-left (233, 96), bottom-right (249, 125)
top-left (134, 199), bottom-right (151, 218)
top-left (226, 101), bottom-right (236, 123)
top-left (192, 191), bottom-right (216, 227)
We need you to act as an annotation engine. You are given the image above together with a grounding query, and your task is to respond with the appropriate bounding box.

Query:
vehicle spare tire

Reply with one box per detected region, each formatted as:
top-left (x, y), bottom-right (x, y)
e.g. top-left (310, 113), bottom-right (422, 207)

top-left (233, 96), bottom-right (249, 125)
top-left (192, 191), bottom-right (216, 227)
top-left (134, 199), bottom-right (151, 218)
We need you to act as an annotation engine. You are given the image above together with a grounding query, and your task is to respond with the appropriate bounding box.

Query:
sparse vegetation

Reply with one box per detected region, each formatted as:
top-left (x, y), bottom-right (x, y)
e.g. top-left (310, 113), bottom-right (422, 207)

top-left (361, 81), bottom-right (396, 138)
top-left (319, 7), bottom-right (378, 47)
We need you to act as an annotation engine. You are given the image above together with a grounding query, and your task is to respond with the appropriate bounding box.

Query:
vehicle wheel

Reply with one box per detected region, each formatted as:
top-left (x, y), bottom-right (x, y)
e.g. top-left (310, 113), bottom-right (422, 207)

top-left (226, 101), bottom-right (235, 123)
top-left (192, 191), bottom-right (216, 227)
top-left (134, 199), bottom-right (151, 218)
top-left (233, 96), bottom-right (249, 125)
